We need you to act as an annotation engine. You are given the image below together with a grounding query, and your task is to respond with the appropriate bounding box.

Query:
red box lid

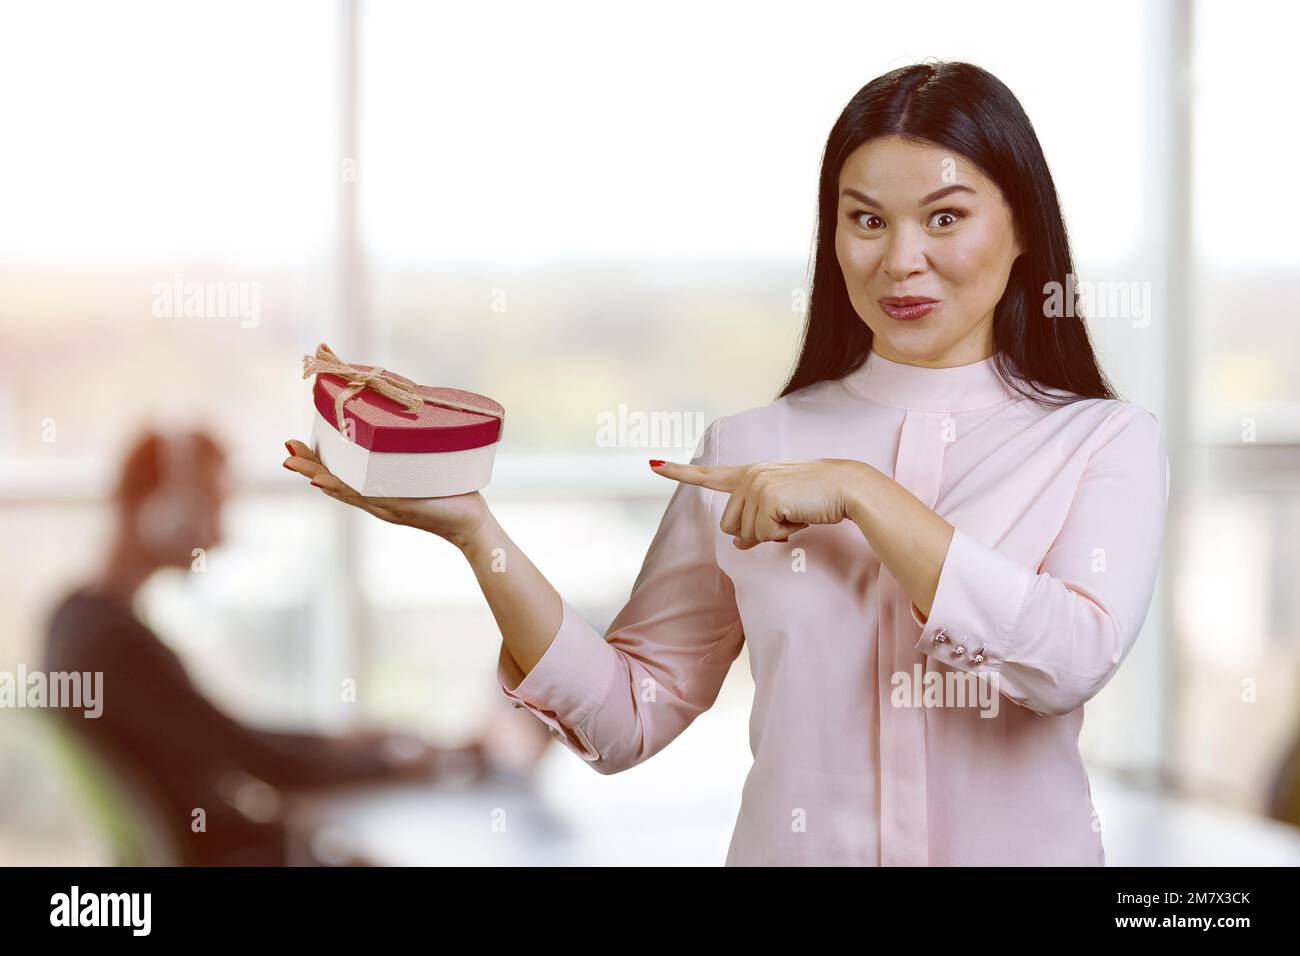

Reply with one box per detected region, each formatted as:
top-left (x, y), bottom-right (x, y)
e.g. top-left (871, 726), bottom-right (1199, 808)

top-left (312, 365), bottom-right (503, 453)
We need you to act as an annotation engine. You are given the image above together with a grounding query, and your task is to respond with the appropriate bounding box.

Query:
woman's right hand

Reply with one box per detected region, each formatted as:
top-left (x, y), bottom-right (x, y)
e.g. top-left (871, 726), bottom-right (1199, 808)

top-left (282, 439), bottom-right (489, 549)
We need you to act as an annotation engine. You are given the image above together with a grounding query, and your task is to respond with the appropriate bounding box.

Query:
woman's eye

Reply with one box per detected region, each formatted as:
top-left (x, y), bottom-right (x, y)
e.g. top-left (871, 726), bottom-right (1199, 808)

top-left (929, 208), bottom-right (963, 228)
top-left (850, 211), bottom-right (883, 230)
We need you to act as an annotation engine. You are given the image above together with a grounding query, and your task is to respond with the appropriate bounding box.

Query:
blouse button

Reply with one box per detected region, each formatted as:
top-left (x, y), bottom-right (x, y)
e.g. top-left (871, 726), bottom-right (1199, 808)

top-left (933, 628), bottom-right (949, 645)
top-left (971, 645), bottom-right (987, 664)
top-left (951, 644), bottom-right (966, 658)
top-left (511, 701), bottom-right (524, 709)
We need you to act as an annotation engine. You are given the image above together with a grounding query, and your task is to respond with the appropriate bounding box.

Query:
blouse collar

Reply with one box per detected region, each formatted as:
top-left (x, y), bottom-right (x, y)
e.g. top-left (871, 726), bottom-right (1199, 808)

top-left (840, 347), bottom-right (1020, 412)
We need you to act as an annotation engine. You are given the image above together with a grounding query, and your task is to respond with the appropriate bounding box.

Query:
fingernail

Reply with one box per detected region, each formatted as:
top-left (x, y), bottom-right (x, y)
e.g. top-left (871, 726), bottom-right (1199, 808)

top-left (648, 459), bottom-right (665, 468)
top-left (282, 461), bottom-right (294, 471)
top-left (284, 441), bottom-right (295, 455)
top-left (310, 479), bottom-right (323, 488)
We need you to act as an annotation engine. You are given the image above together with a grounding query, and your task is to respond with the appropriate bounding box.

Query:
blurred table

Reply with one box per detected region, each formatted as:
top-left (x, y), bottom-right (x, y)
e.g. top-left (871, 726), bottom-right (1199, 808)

top-left (285, 768), bottom-right (584, 866)
top-left (285, 763), bottom-right (1300, 866)
top-left (1088, 772), bottom-right (1300, 866)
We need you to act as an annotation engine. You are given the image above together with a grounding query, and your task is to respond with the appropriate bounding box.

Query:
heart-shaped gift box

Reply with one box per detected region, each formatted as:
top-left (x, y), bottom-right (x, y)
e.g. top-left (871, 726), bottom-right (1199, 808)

top-left (303, 343), bottom-right (504, 498)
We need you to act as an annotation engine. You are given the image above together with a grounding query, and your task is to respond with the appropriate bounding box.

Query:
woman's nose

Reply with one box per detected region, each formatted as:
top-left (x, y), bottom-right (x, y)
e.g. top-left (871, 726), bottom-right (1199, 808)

top-left (880, 226), bottom-right (929, 281)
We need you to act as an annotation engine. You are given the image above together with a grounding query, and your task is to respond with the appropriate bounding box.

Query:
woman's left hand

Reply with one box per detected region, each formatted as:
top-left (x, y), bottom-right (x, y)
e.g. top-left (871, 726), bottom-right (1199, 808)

top-left (652, 458), bottom-right (872, 549)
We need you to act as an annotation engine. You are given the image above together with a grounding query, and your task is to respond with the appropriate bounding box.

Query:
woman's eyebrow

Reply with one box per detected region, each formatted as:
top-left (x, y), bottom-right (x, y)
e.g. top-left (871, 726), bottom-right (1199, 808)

top-left (840, 184), bottom-right (977, 207)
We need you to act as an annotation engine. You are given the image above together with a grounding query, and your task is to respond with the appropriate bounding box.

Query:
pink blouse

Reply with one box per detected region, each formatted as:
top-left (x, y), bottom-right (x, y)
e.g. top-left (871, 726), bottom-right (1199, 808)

top-left (497, 348), bottom-right (1170, 866)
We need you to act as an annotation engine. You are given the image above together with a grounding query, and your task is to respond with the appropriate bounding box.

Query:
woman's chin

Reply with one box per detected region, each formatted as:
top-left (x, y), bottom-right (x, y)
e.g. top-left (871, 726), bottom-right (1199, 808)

top-left (870, 327), bottom-right (949, 362)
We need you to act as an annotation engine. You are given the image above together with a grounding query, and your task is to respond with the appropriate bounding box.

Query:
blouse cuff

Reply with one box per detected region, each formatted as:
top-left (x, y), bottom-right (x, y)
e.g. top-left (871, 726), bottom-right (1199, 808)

top-left (497, 594), bottom-right (619, 761)
top-left (911, 526), bottom-right (1034, 676)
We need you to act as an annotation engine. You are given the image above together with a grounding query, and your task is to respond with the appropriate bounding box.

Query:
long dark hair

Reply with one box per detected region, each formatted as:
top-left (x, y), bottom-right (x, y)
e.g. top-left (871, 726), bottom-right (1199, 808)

top-left (778, 61), bottom-right (1117, 406)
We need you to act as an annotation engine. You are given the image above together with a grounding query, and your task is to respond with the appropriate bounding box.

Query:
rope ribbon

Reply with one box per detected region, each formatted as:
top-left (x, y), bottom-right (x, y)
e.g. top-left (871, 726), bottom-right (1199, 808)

top-left (302, 342), bottom-right (503, 441)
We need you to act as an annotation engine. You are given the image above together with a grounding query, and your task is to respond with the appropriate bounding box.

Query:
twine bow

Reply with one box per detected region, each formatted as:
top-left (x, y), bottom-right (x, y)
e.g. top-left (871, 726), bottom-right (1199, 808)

top-left (302, 342), bottom-right (503, 441)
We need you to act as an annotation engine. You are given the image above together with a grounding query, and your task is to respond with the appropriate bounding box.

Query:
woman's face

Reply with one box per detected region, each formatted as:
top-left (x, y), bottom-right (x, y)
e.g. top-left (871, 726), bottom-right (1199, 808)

top-left (834, 135), bottom-right (1024, 367)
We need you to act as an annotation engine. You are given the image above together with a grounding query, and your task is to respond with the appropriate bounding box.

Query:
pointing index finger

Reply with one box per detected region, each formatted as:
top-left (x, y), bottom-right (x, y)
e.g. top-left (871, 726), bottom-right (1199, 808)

top-left (651, 460), bottom-right (742, 492)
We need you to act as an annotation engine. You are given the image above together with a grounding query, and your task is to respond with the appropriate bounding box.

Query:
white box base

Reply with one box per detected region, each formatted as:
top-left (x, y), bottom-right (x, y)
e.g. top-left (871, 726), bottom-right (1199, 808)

top-left (310, 409), bottom-right (497, 498)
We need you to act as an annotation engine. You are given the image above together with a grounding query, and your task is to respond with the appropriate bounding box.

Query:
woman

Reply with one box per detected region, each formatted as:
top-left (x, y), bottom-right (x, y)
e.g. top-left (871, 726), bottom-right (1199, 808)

top-left (284, 61), bottom-right (1169, 866)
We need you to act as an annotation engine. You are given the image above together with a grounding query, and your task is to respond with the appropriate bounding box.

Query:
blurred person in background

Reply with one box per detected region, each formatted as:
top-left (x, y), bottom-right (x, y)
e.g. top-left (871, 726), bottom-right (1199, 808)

top-left (44, 426), bottom-right (551, 866)
top-left (1267, 732), bottom-right (1300, 829)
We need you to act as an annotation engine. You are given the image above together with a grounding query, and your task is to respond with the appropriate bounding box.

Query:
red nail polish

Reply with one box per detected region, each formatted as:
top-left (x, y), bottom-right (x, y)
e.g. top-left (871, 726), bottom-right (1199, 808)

top-left (282, 462), bottom-right (293, 471)
top-left (284, 441), bottom-right (295, 455)
top-left (649, 459), bottom-right (665, 468)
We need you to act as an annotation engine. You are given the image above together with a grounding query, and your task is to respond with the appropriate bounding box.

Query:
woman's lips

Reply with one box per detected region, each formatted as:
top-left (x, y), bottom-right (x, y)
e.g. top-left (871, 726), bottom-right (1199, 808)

top-left (880, 298), bottom-right (939, 321)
